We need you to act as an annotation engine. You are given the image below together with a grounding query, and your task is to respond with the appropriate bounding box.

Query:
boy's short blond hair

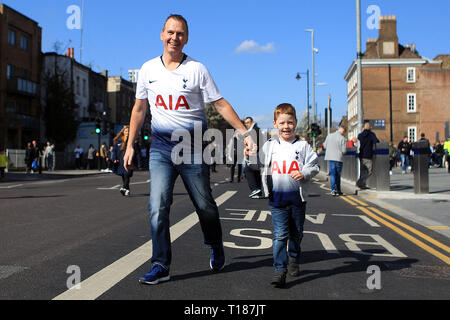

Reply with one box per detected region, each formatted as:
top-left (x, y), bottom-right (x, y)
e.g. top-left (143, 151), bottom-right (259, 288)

top-left (274, 103), bottom-right (297, 122)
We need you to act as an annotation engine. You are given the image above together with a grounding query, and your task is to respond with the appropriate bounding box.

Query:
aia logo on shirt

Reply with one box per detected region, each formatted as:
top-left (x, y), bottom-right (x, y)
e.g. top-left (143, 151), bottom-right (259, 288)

top-left (155, 95), bottom-right (190, 110)
top-left (271, 160), bottom-right (300, 174)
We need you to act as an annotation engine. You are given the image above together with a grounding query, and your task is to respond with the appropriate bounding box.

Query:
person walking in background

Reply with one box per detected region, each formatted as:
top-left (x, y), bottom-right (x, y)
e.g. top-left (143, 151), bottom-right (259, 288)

top-left (100, 142), bottom-right (108, 171)
top-left (356, 122), bottom-right (379, 189)
top-left (31, 140), bottom-right (42, 174)
top-left (389, 141), bottom-right (396, 175)
top-left (226, 131), bottom-right (244, 183)
top-left (44, 141), bottom-right (53, 171)
top-left (113, 125), bottom-right (134, 196)
top-left (0, 148), bottom-right (8, 181)
top-left (74, 144), bottom-right (83, 169)
top-left (323, 125), bottom-right (347, 196)
top-left (398, 136), bottom-right (411, 174)
top-left (25, 142), bottom-right (33, 174)
top-left (244, 117), bottom-right (264, 198)
top-left (87, 144), bottom-right (96, 170)
top-left (444, 137), bottom-right (450, 173)
top-left (432, 141), bottom-right (444, 168)
top-left (106, 145), bottom-right (114, 173)
top-left (347, 137), bottom-right (357, 148)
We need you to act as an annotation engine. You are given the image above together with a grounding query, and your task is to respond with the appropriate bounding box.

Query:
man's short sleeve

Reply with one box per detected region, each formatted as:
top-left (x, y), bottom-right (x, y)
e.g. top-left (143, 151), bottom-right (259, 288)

top-left (135, 64), bottom-right (147, 100)
top-left (199, 64), bottom-right (222, 103)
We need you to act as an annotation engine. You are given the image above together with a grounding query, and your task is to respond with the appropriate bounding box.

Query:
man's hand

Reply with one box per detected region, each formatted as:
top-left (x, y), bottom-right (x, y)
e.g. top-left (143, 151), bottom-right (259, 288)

top-left (123, 148), bottom-right (135, 171)
top-left (290, 170), bottom-right (305, 181)
top-left (244, 135), bottom-right (257, 156)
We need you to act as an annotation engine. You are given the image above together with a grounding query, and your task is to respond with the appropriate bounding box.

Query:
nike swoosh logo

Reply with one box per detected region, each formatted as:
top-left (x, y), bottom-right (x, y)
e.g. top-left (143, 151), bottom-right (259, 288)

top-left (149, 80), bottom-right (157, 84)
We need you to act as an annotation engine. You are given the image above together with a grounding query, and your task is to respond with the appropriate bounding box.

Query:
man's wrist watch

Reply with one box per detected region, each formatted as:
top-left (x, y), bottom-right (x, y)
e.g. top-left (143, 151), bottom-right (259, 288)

top-left (243, 131), bottom-right (251, 138)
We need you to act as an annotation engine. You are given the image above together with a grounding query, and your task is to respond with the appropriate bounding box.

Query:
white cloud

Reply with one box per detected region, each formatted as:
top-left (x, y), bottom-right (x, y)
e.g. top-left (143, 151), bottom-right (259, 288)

top-left (235, 40), bottom-right (275, 54)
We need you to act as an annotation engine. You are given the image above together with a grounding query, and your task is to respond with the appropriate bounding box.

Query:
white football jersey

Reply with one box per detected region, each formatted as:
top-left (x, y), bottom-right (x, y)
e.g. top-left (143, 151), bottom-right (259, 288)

top-left (136, 55), bottom-right (222, 152)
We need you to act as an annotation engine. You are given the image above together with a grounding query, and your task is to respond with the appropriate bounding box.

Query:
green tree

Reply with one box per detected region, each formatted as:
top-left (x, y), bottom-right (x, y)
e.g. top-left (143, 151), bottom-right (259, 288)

top-left (205, 103), bottom-right (233, 134)
top-left (42, 70), bottom-right (80, 151)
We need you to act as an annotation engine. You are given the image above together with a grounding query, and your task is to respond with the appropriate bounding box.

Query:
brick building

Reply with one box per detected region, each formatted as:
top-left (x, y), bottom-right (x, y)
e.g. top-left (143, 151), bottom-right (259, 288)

top-left (345, 15), bottom-right (450, 145)
top-left (0, 4), bottom-right (42, 149)
top-left (107, 76), bottom-right (135, 126)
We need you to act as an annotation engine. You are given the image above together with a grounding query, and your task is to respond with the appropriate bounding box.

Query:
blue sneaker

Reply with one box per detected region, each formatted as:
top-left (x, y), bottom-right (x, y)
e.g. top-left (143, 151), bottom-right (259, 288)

top-left (210, 244), bottom-right (225, 272)
top-left (139, 264), bottom-right (170, 285)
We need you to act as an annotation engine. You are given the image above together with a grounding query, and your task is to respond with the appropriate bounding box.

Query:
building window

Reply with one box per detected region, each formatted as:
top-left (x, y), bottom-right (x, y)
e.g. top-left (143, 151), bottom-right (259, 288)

top-left (82, 79), bottom-right (87, 97)
top-left (408, 126), bottom-right (417, 142)
top-left (406, 67), bottom-right (416, 83)
top-left (407, 93), bottom-right (416, 113)
top-left (76, 76), bottom-right (80, 95)
top-left (20, 35), bottom-right (29, 51)
top-left (7, 64), bottom-right (13, 79)
top-left (8, 29), bottom-right (16, 46)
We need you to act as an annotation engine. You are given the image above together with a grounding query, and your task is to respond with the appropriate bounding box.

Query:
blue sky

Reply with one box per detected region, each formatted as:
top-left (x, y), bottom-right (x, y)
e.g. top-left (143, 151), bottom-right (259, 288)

top-left (4, 0), bottom-right (450, 129)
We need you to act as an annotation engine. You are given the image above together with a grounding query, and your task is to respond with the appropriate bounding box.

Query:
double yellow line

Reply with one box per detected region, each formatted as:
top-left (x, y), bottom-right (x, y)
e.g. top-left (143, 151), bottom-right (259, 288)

top-left (340, 195), bottom-right (450, 265)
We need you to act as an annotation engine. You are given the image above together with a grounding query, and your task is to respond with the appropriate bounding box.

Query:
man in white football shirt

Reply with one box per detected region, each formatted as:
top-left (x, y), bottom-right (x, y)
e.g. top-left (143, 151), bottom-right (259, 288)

top-left (123, 14), bottom-right (254, 285)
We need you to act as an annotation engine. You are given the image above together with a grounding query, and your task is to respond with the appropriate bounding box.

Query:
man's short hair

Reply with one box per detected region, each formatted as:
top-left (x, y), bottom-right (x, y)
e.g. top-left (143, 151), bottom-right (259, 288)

top-left (163, 14), bottom-right (189, 37)
top-left (274, 103), bottom-right (297, 122)
top-left (245, 117), bottom-right (253, 122)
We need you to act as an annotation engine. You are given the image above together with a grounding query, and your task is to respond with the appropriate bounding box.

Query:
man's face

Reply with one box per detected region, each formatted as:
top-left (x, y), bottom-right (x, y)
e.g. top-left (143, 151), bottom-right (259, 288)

top-left (161, 18), bottom-right (188, 56)
top-left (244, 118), bottom-right (253, 129)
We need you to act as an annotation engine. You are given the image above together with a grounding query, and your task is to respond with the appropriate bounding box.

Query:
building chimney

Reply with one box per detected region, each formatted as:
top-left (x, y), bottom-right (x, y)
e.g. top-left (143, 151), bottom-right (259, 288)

top-left (70, 47), bottom-right (74, 59)
top-left (66, 48), bottom-right (70, 56)
top-left (377, 15), bottom-right (399, 58)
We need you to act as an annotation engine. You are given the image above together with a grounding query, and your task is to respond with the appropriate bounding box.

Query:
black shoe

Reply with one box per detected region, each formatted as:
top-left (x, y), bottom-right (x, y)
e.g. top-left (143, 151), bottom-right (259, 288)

top-left (271, 271), bottom-right (287, 288)
top-left (288, 262), bottom-right (300, 277)
top-left (120, 187), bottom-right (126, 196)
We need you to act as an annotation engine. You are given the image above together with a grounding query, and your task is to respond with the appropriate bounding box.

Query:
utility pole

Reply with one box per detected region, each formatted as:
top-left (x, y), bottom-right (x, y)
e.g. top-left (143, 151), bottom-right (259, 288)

top-left (356, 0), bottom-right (363, 134)
top-left (80, 0), bottom-right (85, 63)
top-left (327, 94), bottom-right (331, 136)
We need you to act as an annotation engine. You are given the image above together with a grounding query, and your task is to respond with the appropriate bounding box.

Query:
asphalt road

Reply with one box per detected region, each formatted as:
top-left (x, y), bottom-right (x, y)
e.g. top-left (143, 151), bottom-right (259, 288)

top-left (0, 165), bottom-right (449, 303)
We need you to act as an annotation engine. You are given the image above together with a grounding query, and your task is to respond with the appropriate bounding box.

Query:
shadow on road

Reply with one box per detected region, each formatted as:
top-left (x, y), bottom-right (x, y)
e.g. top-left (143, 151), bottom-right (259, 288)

top-left (170, 250), bottom-right (418, 288)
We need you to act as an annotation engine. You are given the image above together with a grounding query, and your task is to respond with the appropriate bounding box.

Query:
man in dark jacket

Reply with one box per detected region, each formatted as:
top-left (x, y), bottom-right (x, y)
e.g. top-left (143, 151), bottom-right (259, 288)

top-left (356, 122), bottom-right (379, 189)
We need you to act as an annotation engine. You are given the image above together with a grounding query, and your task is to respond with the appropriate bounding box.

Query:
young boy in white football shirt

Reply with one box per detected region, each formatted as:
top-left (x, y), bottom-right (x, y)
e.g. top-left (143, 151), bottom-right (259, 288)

top-left (261, 103), bottom-right (319, 287)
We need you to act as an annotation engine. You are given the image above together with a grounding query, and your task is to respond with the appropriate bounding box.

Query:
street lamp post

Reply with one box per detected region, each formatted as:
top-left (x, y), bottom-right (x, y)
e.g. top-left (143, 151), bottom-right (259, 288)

top-left (296, 70), bottom-right (310, 134)
top-left (305, 29), bottom-right (318, 124)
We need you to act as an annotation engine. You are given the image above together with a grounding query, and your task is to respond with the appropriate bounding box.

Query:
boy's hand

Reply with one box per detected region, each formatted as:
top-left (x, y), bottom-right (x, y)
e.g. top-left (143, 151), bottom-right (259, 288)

top-left (290, 170), bottom-right (304, 181)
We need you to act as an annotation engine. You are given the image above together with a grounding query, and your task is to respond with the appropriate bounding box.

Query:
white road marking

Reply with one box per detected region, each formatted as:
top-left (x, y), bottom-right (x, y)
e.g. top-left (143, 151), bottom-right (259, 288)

top-left (0, 184), bottom-right (24, 189)
top-left (52, 190), bottom-right (237, 300)
top-left (96, 179), bottom-right (150, 190)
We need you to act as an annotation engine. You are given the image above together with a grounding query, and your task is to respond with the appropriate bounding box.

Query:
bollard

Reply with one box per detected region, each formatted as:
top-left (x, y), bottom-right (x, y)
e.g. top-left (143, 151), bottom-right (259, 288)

top-left (370, 142), bottom-right (390, 191)
top-left (413, 140), bottom-right (429, 194)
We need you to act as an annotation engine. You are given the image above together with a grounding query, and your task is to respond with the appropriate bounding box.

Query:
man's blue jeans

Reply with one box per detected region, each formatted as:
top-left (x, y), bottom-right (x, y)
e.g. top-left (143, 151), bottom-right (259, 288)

top-left (329, 160), bottom-right (343, 193)
top-left (149, 149), bottom-right (223, 270)
top-left (270, 202), bottom-right (306, 273)
top-left (400, 153), bottom-right (409, 172)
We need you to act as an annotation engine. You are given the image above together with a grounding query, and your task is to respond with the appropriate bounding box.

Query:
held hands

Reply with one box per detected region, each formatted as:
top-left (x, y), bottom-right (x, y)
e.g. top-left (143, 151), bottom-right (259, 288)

top-left (290, 170), bottom-right (305, 181)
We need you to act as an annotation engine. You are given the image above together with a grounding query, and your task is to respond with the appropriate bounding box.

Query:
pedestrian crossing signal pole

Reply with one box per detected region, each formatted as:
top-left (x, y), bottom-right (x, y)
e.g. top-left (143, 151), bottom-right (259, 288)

top-left (95, 117), bottom-right (101, 170)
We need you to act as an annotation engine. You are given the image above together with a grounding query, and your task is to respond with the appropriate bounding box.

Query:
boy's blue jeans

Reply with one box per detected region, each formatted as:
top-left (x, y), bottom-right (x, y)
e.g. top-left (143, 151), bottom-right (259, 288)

top-left (148, 149), bottom-right (223, 270)
top-left (270, 202), bottom-right (307, 273)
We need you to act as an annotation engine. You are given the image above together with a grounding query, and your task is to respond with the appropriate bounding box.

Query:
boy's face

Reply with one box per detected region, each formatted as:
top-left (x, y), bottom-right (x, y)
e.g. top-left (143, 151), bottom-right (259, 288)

top-left (273, 113), bottom-right (297, 142)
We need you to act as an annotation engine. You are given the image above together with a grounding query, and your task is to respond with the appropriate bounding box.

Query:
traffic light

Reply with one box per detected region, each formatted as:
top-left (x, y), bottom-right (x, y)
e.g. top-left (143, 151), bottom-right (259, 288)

top-left (102, 121), bottom-right (109, 135)
top-left (143, 129), bottom-right (149, 141)
top-left (311, 123), bottom-right (321, 137)
top-left (95, 118), bottom-right (101, 134)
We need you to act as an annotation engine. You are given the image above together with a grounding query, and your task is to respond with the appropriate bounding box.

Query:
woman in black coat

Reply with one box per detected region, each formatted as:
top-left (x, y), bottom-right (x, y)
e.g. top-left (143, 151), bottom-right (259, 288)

top-left (113, 125), bottom-right (134, 196)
